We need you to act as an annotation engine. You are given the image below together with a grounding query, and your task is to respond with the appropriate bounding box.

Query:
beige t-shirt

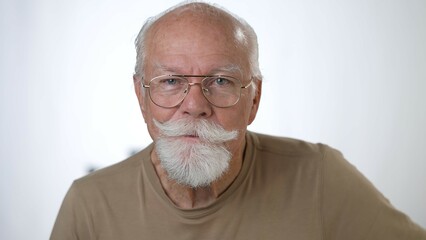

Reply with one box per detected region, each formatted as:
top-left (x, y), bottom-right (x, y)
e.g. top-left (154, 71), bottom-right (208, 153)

top-left (51, 131), bottom-right (426, 239)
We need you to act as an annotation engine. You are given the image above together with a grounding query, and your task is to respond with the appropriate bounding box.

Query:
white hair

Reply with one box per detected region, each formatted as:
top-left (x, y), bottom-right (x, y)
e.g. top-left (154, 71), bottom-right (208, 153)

top-left (153, 118), bottom-right (238, 188)
top-left (133, 1), bottom-right (262, 84)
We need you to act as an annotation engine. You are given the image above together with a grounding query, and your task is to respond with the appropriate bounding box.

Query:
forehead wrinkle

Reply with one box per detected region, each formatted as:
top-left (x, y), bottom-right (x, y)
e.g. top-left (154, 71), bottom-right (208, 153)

top-left (150, 61), bottom-right (243, 76)
top-left (152, 62), bottom-right (179, 73)
top-left (209, 64), bottom-right (243, 76)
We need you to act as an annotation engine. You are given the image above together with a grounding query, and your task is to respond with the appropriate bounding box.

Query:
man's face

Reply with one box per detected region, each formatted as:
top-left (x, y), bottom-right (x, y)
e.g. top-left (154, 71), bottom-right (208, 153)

top-left (135, 13), bottom-right (261, 161)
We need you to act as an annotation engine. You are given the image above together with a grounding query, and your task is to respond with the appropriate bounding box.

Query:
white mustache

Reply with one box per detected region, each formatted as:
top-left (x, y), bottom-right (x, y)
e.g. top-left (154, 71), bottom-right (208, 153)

top-left (153, 118), bottom-right (238, 144)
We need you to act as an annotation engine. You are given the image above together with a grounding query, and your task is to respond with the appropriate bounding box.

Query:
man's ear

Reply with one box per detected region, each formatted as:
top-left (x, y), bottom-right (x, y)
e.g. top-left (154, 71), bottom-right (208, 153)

top-left (248, 79), bottom-right (262, 125)
top-left (133, 75), bottom-right (148, 122)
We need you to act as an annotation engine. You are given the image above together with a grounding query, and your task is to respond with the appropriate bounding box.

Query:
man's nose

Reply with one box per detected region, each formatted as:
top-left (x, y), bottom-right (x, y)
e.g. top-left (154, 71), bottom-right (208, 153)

top-left (179, 82), bottom-right (212, 118)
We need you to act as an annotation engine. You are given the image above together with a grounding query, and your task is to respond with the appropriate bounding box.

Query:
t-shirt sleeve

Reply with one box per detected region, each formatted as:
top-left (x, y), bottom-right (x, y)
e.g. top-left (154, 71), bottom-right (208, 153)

top-left (321, 145), bottom-right (426, 240)
top-left (50, 182), bottom-right (94, 240)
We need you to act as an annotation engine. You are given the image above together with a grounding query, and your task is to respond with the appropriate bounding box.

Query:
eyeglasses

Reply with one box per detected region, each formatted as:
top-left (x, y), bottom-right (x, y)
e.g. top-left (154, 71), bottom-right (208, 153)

top-left (142, 75), bottom-right (252, 108)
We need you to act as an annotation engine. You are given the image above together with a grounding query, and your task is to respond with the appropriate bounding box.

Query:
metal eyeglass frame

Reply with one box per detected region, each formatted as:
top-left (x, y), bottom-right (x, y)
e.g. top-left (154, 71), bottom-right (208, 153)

top-left (142, 74), bottom-right (253, 108)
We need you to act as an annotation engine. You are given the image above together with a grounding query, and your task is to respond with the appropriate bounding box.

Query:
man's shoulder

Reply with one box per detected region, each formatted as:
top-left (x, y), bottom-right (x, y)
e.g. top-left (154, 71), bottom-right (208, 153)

top-left (248, 131), bottom-right (328, 158)
top-left (72, 144), bottom-right (153, 189)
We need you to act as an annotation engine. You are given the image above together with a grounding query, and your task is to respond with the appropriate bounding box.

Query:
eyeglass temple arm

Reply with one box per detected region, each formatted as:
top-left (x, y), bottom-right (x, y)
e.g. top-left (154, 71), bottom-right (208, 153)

top-left (137, 78), bottom-right (150, 88)
top-left (241, 80), bottom-right (253, 89)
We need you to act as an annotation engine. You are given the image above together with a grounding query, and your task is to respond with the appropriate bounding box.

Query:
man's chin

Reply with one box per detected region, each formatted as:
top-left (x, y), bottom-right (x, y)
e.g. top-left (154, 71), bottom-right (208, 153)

top-left (176, 179), bottom-right (214, 189)
top-left (155, 135), bottom-right (232, 189)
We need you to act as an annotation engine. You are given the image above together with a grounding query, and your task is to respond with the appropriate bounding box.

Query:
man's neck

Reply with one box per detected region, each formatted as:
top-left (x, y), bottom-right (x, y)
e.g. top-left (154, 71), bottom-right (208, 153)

top-left (150, 148), bottom-right (244, 209)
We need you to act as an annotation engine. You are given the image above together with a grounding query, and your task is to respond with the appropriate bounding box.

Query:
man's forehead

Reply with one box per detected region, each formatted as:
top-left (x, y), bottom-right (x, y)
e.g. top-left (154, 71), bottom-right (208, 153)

top-left (156, 3), bottom-right (234, 27)
top-left (142, 4), bottom-right (251, 78)
top-left (150, 62), bottom-right (244, 75)
top-left (148, 6), bottom-right (238, 42)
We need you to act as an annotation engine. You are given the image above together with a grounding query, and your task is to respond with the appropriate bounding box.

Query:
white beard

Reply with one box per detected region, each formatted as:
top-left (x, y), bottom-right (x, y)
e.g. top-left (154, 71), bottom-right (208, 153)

top-left (153, 118), bottom-right (238, 188)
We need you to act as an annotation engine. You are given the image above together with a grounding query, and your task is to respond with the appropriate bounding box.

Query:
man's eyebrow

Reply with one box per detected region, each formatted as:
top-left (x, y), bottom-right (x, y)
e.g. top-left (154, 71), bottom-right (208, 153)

top-left (152, 62), bottom-right (243, 76)
top-left (209, 64), bottom-right (243, 75)
top-left (152, 63), bottom-right (179, 73)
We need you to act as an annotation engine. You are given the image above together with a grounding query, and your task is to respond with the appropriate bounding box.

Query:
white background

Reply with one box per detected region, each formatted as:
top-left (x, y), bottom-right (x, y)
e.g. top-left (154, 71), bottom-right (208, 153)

top-left (1, 0), bottom-right (425, 239)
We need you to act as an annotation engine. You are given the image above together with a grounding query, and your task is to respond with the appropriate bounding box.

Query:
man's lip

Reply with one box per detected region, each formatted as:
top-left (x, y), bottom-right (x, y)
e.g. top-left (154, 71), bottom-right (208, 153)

top-left (184, 134), bottom-right (198, 137)
top-left (172, 135), bottom-right (202, 143)
top-left (181, 135), bottom-right (200, 139)
top-left (167, 134), bottom-right (199, 139)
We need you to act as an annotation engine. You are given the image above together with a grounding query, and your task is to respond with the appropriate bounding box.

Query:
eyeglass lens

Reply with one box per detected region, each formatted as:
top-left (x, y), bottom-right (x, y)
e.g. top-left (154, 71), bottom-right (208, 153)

top-left (148, 75), bottom-right (242, 108)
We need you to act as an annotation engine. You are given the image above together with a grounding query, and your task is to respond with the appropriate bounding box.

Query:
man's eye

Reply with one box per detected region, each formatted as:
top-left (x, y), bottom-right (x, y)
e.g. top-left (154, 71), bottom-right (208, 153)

top-left (157, 78), bottom-right (183, 86)
top-left (164, 78), bottom-right (178, 85)
top-left (215, 77), bottom-right (230, 85)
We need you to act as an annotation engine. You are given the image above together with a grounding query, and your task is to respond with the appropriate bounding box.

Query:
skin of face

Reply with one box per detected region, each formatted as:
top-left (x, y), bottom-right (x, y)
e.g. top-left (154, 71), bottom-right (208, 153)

top-left (133, 9), bottom-right (262, 194)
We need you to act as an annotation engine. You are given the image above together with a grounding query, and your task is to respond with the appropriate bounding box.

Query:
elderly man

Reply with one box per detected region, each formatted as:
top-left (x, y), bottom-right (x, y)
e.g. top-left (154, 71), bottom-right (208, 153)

top-left (51, 2), bottom-right (426, 240)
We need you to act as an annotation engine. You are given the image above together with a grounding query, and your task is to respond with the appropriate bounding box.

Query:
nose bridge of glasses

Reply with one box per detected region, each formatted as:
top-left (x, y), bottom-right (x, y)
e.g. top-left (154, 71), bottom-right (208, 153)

top-left (183, 75), bottom-right (209, 92)
top-left (184, 82), bottom-right (209, 94)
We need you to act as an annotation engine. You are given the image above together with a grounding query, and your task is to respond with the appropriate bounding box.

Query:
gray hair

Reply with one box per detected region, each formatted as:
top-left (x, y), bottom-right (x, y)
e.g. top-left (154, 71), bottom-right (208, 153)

top-left (133, 1), bottom-right (262, 82)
